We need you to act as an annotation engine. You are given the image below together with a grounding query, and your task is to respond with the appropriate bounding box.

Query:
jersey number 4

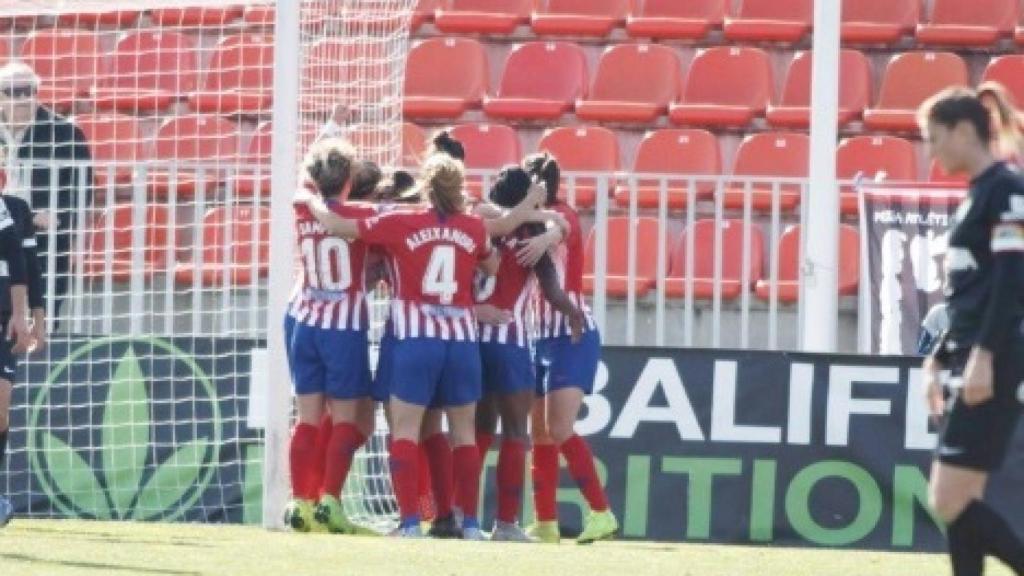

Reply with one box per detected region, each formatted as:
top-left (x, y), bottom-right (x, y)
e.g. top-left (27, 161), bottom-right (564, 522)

top-left (300, 237), bottom-right (351, 291)
top-left (423, 245), bottom-right (457, 305)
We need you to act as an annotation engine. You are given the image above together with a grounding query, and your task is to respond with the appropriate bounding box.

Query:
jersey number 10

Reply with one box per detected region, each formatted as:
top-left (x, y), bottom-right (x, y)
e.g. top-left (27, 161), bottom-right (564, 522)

top-left (300, 237), bottom-right (352, 291)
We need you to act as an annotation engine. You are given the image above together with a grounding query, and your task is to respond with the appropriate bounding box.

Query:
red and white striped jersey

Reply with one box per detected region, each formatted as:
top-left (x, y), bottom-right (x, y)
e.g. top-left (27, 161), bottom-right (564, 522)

top-left (358, 208), bottom-right (492, 341)
top-left (536, 203), bottom-right (597, 339)
top-left (287, 200), bottom-right (376, 330)
top-left (475, 234), bottom-right (537, 348)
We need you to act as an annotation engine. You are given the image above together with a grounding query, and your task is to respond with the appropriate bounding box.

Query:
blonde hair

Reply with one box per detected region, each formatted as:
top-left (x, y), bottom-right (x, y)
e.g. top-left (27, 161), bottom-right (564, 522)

top-left (977, 81), bottom-right (1024, 160)
top-left (303, 137), bottom-right (356, 198)
top-left (420, 153), bottom-right (465, 215)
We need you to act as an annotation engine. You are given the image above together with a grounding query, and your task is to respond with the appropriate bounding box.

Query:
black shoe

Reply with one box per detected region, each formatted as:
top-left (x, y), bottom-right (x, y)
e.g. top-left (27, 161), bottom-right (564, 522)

top-left (427, 515), bottom-right (462, 539)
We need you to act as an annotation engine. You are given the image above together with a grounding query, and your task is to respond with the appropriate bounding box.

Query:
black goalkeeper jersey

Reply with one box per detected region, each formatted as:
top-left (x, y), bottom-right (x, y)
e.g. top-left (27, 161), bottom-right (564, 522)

top-left (0, 196), bottom-right (28, 315)
top-left (939, 161), bottom-right (1024, 356)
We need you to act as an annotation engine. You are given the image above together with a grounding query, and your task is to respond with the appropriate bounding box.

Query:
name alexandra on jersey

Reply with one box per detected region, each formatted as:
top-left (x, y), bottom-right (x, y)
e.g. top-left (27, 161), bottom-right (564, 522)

top-left (404, 226), bottom-right (477, 254)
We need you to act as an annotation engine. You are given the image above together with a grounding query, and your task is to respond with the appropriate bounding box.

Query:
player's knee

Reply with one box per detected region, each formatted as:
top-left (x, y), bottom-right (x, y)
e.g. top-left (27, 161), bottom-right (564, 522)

top-left (928, 483), bottom-right (968, 523)
top-left (548, 421), bottom-right (575, 445)
top-left (0, 413), bottom-right (8, 431)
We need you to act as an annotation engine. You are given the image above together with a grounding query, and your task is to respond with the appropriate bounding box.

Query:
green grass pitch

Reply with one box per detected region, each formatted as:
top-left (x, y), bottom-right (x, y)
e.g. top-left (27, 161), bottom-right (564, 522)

top-left (0, 520), bottom-right (1014, 575)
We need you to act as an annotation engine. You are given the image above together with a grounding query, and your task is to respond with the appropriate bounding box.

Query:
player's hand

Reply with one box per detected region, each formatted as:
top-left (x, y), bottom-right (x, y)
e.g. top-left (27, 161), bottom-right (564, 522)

top-left (961, 346), bottom-right (995, 406)
top-left (7, 315), bottom-right (31, 354)
top-left (922, 355), bottom-right (945, 424)
top-left (30, 309), bottom-right (46, 352)
top-left (33, 209), bottom-right (53, 230)
top-left (474, 304), bottom-right (512, 325)
top-left (568, 307), bottom-right (585, 344)
top-left (525, 181), bottom-right (547, 208)
top-left (516, 230), bottom-right (557, 267)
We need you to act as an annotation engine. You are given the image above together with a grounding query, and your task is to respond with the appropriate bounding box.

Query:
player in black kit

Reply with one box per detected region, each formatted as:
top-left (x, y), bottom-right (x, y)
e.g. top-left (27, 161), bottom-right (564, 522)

top-left (920, 88), bottom-right (1024, 576)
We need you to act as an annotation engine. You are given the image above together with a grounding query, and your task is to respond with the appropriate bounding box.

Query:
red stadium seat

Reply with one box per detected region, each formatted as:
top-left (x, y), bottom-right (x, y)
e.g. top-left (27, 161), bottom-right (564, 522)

top-left (242, 5), bottom-right (275, 27)
top-left (836, 135), bottom-right (918, 215)
top-left (666, 220), bottom-right (763, 300)
top-left (626, 0), bottom-right (726, 40)
top-left (235, 121), bottom-right (272, 198)
top-left (614, 129), bottom-right (721, 210)
top-left (917, 0), bottom-right (1016, 46)
top-left (448, 123), bottom-right (522, 198)
top-left (92, 31), bottom-right (200, 113)
top-left (483, 41), bottom-right (589, 121)
top-left (670, 46), bottom-right (773, 128)
top-left (403, 37), bottom-right (488, 119)
top-left (863, 52), bottom-right (968, 133)
top-left (402, 122), bottom-right (428, 167)
top-left (20, 29), bottom-right (103, 113)
top-left (434, 0), bottom-right (532, 34)
top-left (149, 114), bottom-right (242, 200)
top-left (74, 113), bottom-right (147, 191)
top-left (536, 126), bottom-right (620, 209)
top-left (83, 204), bottom-right (173, 283)
top-left (0, 39), bottom-right (8, 64)
top-left (982, 56), bottom-right (1024, 107)
top-left (575, 44), bottom-right (681, 124)
top-left (150, 6), bottom-right (245, 26)
top-left (188, 33), bottom-right (274, 114)
top-left (175, 206), bottom-right (270, 287)
top-left (723, 132), bottom-right (807, 212)
top-left (584, 217), bottom-right (667, 298)
top-left (413, 0), bottom-right (440, 31)
top-left (723, 0), bottom-right (812, 43)
top-left (57, 11), bottom-right (142, 28)
top-left (755, 224), bottom-right (859, 303)
top-left (841, 0), bottom-right (919, 44)
top-left (766, 50), bottom-right (871, 129)
top-left (530, 0), bottom-right (629, 37)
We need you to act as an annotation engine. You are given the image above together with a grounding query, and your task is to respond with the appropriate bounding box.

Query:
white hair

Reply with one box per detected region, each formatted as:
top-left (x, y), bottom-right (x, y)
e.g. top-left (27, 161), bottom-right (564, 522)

top-left (0, 61), bottom-right (39, 89)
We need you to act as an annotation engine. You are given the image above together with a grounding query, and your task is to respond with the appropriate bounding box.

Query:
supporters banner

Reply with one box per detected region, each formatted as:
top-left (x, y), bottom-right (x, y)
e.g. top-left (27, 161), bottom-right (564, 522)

top-left (4, 336), bottom-right (262, 523)
top-left (859, 184), bottom-right (965, 354)
top-left (487, 347), bottom-right (1024, 551)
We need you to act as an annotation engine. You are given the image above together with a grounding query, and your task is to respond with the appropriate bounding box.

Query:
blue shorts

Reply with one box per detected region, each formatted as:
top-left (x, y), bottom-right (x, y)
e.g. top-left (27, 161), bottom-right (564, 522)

top-left (535, 330), bottom-right (601, 396)
top-left (480, 341), bottom-right (535, 396)
top-left (289, 323), bottom-right (371, 399)
top-left (283, 313), bottom-right (297, 374)
top-left (390, 337), bottom-right (482, 407)
top-left (371, 330), bottom-right (396, 402)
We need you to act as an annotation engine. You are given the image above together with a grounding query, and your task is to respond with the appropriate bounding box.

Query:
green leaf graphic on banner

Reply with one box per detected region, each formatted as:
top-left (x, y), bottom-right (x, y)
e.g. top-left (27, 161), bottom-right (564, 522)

top-left (102, 349), bottom-right (151, 519)
top-left (41, 432), bottom-right (111, 519)
top-left (132, 437), bottom-right (209, 520)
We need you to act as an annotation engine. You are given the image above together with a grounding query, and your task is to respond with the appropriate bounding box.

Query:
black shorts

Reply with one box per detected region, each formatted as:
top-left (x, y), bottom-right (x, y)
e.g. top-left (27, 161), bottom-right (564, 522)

top-left (937, 340), bottom-right (1024, 471)
top-left (0, 315), bottom-right (15, 383)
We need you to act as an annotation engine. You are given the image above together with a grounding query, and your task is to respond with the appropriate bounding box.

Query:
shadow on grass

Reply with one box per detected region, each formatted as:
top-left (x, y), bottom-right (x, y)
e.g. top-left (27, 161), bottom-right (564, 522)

top-left (16, 524), bottom-right (216, 548)
top-left (0, 553), bottom-right (202, 575)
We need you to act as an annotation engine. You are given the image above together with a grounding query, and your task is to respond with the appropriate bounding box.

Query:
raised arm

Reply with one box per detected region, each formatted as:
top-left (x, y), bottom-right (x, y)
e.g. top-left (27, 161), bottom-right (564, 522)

top-left (296, 192), bottom-right (361, 239)
top-left (484, 182), bottom-right (547, 238)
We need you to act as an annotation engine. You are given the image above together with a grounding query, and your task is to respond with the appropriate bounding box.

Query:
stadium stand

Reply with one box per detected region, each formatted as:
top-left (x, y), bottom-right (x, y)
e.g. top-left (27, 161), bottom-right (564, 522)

top-left (840, 0), bottom-right (920, 44)
top-left (755, 224), bottom-right (860, 303)
top-left (83, 204), bottom-right (173, 283)
top-left (723, 0), bottom-right (813, 44)
top-left (235, 121), bottom-right (272, 198)
top-left (188, 33), bottom-right (274, 115)
top-left (448, 123), bottom-right (522, 198)
top-left (981, 55), bottom-right (1024, 106)
top-left (149, 114), bottom-right (241, 200)
top-left (670, 46), bottom-right (773, 128)
top-left (433, 0), bottom-right (533, 35)
top-left (530, 0), bottom-right (630, 37)
top-left (574, 43), bottom-right (681, 124)
top-left (916, 0), bottom-right (1017, 46)
top-left (836, 135), bottom-right (919, 215)
top-left (401, 122), bottom-right (428, 166)
top-left (92, 30), bottom-right (200, 113)
top-left (584, 217), bottom-right (667, 298)
top-left (174, 205), bottom-right (270, 287)
top-left (666, 219), bottom-right (764, 300)
top-left (412, 0), bottom-right (440, 31)
top-left (613, 128), bottom-right (721, 210)
top-left (536, 126), bottom-right (620, 209)
top-left (73, 112), bottom-right (147, 191)
top-left (863, 51), bottom-right (968, 132)
top-left (19, 29), bottom-right (103, 113)
top-left (723, 132), bottom-right (807, 211)
top-left (150, 6), bottom-right (246, 26)
top-left (482, 41), bottom-right (589, 122)
top-left (625, 0), bottom-right (726, 41)
top-left (403, 37), bottom-right (489, 119)
top-left (766, 49), bottom-right (872, 129)
top-left (57, 10), bottom-right (142, 28)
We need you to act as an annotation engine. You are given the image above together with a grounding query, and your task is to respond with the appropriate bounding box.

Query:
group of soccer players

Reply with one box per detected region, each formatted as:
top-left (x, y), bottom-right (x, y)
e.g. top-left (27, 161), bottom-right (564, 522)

top-left (282, 122), bottom-right (618, 543)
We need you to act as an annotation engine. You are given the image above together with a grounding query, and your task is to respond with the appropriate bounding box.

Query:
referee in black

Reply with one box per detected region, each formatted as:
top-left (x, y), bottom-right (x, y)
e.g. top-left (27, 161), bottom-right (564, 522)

top-left (920, 87), bottom-right (1024, 576)
top-left (0, 192), bottom-right (34, 528)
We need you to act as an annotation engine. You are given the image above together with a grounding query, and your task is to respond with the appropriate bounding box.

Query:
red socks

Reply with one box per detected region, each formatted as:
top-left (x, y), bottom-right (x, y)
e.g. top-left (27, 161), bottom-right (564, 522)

top-left (496, 437), bottom-right (527, 523)
top-left (289, 423), bottom-right (318, 500)
top-left (416, 446), bottom-right (436, 520)
top-left (560, 434), bottom-right (608, 512)
top-left (389, 439), bottom-right (421, 523)
top-left (423, 433), bottom-right (454, 518)
top-left (452, 445), bottom-right (482, 522)
top-left (321, 423), bottom-right (366, 498)
top-left (311, 413), bottom-right (333, 497)
top-left (531, 443), bottom-right (559, 522)
top-left (476, 431), bottom-right (495, 457)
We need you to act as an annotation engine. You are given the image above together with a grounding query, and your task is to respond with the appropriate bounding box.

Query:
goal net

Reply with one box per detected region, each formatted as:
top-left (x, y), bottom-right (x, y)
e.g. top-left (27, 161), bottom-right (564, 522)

top-left (0, 0), bottom-right (415, 531)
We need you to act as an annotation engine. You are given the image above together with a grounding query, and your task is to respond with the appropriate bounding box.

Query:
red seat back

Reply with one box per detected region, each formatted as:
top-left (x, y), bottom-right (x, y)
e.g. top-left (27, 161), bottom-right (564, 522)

top-left (672, 219), bottom-right (763, 283)
top-left (404, 37), bottom-right (489, 102)
top-left (100, 31), bottom-right (199, 93)
top-left (153, 114), bottom-right (241, 163)
top-left (201, 33), bottom-right (274, 92)
top-left (449, 124), bottom-right (522, 170)
top-left (681, 46), bottom-right (773, 108)
top-left (875, 52), bottom-right (968, 110)
top-left (588, 43), bottom-right (681, 106)
top-left (836, 135), bottom-right (918, 182)
top-left (777, 50), bottom-right (871, 113)
top-left (20, 29), bottom-right (103, 92)
top-left (494, 41), bottom-right (589, 103)
top-left (585, 217), bottom-right (667, 279)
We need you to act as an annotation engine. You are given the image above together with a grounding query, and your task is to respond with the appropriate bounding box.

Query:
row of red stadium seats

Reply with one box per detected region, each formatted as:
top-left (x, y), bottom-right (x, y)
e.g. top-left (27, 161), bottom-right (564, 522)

top-left (412, 0), bottom-right (1023, 46)
top-left (583, 219), bottom-right (860, 302)
top-left (405, 38), bottom-right (1018, 134)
